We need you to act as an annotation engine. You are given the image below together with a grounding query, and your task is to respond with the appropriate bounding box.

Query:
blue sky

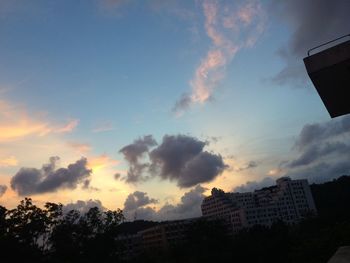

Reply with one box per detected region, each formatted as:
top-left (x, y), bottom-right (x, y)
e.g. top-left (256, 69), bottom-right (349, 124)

top-left (0, 0), bottom-right (349, 220)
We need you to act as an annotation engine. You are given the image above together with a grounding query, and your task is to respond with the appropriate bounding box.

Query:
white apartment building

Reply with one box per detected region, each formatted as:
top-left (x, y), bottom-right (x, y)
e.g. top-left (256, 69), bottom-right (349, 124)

top-left (201, 177), bottom-right (317, 233)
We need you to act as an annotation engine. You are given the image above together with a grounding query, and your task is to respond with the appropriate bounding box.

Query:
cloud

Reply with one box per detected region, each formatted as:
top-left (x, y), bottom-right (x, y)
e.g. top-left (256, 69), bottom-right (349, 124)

top-left (92, 122), bottom-right (115, 133)
top-left (288, 142), bottom-right (350, 168)
top-left (63, 199), bottom-right (106, 214)
top-left (156, 185), bottom-right (207, 220)
top-left (173, 0), bottom-right (266, 115)
top-left (235, 160), bottom-right (258, 171)
top-left (0, 185), bottom-right (7, 197)
top-left (286, 161), bottom-right (350, 183)
top-left (271, 0), bottom-right (350, 85)
top-left (123, 185), bottom-right (207, 221)
top-left (119, 134), bottom-right (227, 187)
top-left (233, 177), bottom-right (275, 192)
top-left (149, 135), bottom-right (227, 187)
top-left (0, 156), bottom-right (18, 167)
top-left (56, 119), bottom-right (79, 133)
top-left (282, 115), bottom-right (350, 183)
top-left (87, 154), bottom-right (119, 172)
top-left (0, 100), bottom-right (78, 142)
top-left (10, 157), bottom-right (92, 196)
top-left (119, 135), bottom-right (157, 183)
top-left (114, 173), bottom-right (121, 180)
top-left (68, 142), bottom-right (91, 154)
top-left (124, 191), bottom-right (158, 211)
top-left (295, 115), bottom-right (350, 150)
top-left (123, 191), bottom-right (158, 220)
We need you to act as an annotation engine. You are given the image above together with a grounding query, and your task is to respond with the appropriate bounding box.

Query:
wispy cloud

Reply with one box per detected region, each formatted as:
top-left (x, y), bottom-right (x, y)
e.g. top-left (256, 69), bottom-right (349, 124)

top-left (92, 121), bottom-right (115, 133)
top-left (88, 154), bottom-right (119, 173)
top-left (67, 142), bottom-right (92, 154)
top-left (55, 119), bottom-right (79, 133)
top-left (0, 156), bottom-right (18, 167)
top-left (173, 0), bottom-right (266, 115)
top-left (0, 100), bottom-right (78, 142)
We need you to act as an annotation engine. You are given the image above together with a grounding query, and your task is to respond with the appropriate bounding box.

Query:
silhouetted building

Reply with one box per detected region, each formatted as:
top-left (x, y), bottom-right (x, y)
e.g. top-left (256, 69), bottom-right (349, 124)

top-left (116, 233), bottom-right (142, 260)
top-left (139, 218), bottom-right (198, 251)
top-left (116, 218), bottom-right (200, 259)
top-left (201, 177), bottom-right (317, 233)
top-left (304, 36), bottom-right (350, 118)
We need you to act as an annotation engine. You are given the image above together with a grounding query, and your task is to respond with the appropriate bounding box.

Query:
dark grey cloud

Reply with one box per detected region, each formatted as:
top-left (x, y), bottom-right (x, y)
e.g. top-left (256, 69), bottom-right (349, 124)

top-left (0, 185), bottom-right (7, 197)
top-left (172, 93), bottom-right (192, 116)
top-left (114, 173), bottom-right (121, 180)
top-left (124, 191), bottom-right (158, 211)
top-left (119, 135), bottom-right (157, 183)
top-left (63, 199), bottom-right (105, 214)
top-left (123, 191), bottom-right (158, 220)
top-left (157, 185), bottom-right (207, 220)
top-left (296, 115), bottom-right (350, 150)
top-left (235, 117), bottom-right (350, 193)
top-left (236, 161), bottom-right (258, 171)
top-left (233, 177), bottom-right (275, 193)
top-left (288, 142), bottom-right (350, 168)
top-left (271, 0), bottom-right (350, 85)
top-left (120, 134), bottom-right (227, 188)
top-left (282, 115), bottom-right (350, 183)
top-left (123, 185), bottom-right (207, 221)
top-left (10, 157), bottom-right (92, 196)
top-left (149, 135), bottom-right (227, 187)
top-left (286, 161), bottom-right (350, 184)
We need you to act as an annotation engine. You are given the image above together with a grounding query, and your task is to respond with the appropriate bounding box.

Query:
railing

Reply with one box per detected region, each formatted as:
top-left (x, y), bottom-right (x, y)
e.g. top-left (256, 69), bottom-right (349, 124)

top-left (307, 33), bottom-right (350, 56)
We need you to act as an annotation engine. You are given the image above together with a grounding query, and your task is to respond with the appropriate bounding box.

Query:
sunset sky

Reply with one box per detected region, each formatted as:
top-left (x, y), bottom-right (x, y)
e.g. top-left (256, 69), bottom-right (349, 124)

top-left (1, 0), bottom-right (349, 221)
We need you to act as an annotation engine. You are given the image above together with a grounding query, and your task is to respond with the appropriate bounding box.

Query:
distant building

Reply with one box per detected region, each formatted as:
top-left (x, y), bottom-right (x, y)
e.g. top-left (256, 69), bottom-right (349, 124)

top-left (201, 177), bottom-right (317, 233)
top-left (138, 218), bottom-right (198, 251)
top-left (116, 218), bottom-right (199, 259)
top-left (116, 233), bottom-right (142, 260)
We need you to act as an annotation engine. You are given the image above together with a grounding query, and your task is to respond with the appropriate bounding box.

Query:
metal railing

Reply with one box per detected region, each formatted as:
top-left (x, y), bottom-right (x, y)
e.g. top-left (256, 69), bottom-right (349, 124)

top-left (307, 33), bottom-right (350, 56)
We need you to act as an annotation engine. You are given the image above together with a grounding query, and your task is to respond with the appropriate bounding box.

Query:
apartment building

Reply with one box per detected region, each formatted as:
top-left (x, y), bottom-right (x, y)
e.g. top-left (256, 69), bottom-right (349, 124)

top-left (201, 177), bottom-right (317, 233)
top-left (138, 218), bottom-right (198, 251)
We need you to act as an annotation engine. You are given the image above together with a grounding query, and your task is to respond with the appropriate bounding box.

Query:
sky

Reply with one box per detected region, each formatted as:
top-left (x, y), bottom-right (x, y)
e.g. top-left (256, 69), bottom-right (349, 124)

top-left (0, 0), bottom-right (349, 221)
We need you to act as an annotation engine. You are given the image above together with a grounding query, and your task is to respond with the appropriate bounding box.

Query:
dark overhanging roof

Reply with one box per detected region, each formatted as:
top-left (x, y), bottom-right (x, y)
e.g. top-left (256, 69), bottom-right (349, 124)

top-left (303, 34), bottom-right (350, 118)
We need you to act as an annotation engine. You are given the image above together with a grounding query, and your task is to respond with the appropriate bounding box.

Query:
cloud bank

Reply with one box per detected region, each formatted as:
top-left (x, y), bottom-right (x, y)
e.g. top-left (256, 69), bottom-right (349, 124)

top-left (63, 199), bottom-right (106, 214)
top-left (283, 116), bottom-right (350, 182)
top-left (11, 157), bottom-right (92, 196)
top-left (123, 185), bottom-right (207, 221)
top-left (233, 177), bottom-right (275, 192)
top-left (235, 116), bottom-right (350, 192)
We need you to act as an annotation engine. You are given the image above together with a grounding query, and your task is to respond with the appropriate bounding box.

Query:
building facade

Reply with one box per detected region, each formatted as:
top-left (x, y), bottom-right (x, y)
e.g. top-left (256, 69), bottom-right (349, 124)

top-left (138, 218), bottom-right (198, 251)
top-left (201, 177), bottom-right (317, 233)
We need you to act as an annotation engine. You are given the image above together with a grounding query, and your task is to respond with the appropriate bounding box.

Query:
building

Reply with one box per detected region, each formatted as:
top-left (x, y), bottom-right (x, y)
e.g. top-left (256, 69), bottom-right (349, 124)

top-left (201, 177), bottom-right (317, 233)
top-left (115, 218), bottom-right (199, 259)
top-left (303, 36), bottom-right (350, 118)
top-left (138, 218), bottom-right (198, 251)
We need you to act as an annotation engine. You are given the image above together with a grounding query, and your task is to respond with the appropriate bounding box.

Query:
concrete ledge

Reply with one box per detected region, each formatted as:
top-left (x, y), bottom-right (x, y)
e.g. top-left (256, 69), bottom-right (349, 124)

top-left (328, 246), bottom-right (350, 263)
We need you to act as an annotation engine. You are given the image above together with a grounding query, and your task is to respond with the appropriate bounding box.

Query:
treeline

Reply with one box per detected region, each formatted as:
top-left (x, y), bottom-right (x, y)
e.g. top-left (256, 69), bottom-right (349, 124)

top-left (1, 175), bottom-right (350, 262)
top-left (0, 198), bottom-right (124, 262)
